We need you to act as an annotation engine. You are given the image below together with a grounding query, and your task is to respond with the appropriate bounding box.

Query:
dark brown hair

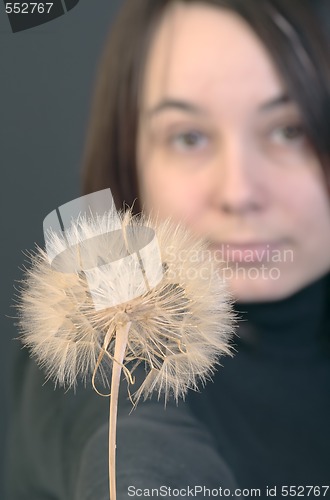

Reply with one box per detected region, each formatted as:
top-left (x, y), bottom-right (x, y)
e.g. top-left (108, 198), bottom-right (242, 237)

top-left (81, 0), bottom-right (330, 213)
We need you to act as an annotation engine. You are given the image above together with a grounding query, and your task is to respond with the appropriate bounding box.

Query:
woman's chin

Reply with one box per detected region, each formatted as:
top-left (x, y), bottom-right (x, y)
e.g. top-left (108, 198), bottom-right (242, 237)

top-left (221, 264), bottom-right (298, 303)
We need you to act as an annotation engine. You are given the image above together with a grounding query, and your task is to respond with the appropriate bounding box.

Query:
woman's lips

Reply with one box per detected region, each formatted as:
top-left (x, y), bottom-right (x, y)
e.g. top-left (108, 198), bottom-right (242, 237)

top-left (209, 242), bottom-right (281, 264)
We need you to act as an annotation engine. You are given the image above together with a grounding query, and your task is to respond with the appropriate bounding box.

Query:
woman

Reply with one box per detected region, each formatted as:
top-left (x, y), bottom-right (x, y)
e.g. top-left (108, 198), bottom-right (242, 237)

top-left (6, 0), bottom-right (330, 498)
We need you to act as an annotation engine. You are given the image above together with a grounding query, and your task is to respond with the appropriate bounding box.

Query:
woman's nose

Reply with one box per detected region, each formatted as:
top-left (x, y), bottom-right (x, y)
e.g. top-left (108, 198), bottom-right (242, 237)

top-left (212, 140), bottom-right (266, 215)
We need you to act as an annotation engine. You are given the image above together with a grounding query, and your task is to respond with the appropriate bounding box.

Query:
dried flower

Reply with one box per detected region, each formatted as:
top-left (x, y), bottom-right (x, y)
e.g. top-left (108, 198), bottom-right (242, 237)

top-left (17, 209), bottom-right (235, 402)
top-left (16, 191), bottom-right (236, 500)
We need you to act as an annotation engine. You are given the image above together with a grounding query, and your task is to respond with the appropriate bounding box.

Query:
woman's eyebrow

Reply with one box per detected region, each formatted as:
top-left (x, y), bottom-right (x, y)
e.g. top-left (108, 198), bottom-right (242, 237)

top-left (145, 94), bottom-right (293, 118)
top-left (146, 99), bottom-right (208, 117)
top-left (258, 93), bottom-right (292, 113)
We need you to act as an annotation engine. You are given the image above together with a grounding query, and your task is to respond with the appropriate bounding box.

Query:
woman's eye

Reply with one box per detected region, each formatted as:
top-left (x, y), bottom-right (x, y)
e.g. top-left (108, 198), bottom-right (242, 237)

top-left (271, 124), bottom-right (306, 144)
top-left (169, 131), bottom-right (209, 151)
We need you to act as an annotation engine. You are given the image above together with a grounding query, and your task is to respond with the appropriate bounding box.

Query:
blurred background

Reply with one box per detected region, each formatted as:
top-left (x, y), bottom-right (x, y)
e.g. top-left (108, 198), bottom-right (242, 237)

top-left (0, 1), bottom-right (123, 496)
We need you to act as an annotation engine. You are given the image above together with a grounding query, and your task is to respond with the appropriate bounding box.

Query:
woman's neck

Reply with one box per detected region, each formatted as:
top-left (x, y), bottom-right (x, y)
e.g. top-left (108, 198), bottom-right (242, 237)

top-left (233, 272), bottom-right (330, 361)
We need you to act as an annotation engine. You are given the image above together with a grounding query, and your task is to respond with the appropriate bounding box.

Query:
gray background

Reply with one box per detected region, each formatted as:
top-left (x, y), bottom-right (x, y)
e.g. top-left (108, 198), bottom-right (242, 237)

top-left (0, 1), bottom-right (122, 496)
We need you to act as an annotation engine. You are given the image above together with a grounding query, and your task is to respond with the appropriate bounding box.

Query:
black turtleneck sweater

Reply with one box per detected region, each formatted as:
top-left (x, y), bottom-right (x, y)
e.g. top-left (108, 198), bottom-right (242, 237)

top-left (5, 274), bottom-right (330, 499)
top-left (189, 274), bottom-right (330, 493)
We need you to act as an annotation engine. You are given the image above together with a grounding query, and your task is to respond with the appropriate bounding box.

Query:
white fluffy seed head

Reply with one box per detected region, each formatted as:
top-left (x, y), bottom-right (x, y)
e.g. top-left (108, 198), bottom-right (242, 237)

top-left (17, 209), bottom-right (236, 403)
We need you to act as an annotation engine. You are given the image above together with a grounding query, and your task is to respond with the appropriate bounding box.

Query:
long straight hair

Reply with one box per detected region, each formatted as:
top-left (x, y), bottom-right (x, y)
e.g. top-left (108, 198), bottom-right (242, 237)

top-left (81, 0), bottom-right (330, 213)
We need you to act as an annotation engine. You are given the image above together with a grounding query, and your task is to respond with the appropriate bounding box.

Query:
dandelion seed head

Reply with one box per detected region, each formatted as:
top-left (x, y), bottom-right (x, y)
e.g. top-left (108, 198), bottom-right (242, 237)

top-left (17, 209), bottom-right (236, 402)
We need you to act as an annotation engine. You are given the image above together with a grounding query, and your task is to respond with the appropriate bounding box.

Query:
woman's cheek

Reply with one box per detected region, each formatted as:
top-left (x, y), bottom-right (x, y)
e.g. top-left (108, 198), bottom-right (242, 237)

top-left (161, 185), bottom-right (203, 222)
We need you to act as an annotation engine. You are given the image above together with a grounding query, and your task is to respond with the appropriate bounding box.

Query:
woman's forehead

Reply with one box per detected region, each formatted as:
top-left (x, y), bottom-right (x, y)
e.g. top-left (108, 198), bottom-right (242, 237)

top-left (140, 3), bottom-right (283, 112)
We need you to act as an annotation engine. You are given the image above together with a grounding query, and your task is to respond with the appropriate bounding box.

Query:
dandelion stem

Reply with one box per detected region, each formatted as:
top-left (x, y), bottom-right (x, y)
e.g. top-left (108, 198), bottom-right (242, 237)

top-left (109, 321), bottom-right (131, 500)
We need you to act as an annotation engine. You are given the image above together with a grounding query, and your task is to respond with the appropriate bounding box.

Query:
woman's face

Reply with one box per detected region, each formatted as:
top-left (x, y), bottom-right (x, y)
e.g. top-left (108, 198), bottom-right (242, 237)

top-left (137, 2), bottom-right (330, 302)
